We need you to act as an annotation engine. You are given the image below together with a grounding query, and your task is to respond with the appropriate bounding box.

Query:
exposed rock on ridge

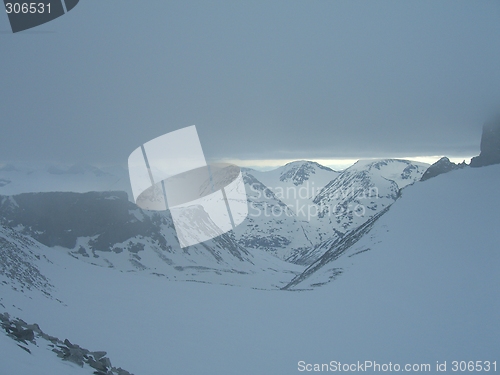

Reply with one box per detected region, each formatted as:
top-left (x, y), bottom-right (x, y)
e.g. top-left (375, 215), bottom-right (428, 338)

top-left (1, 312), bottom-right (133, 375)
top-left (420, 157), bottom-right (467, 181)
top-left (470, 116), bottom-right (500, 167)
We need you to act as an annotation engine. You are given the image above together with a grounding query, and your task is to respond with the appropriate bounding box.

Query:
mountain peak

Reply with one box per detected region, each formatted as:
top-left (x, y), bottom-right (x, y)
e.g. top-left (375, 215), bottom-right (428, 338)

top-left (420, 157), bottom-right (467, 181)
top-left (279, 161), bottom-right (335, 186)
top-left (283, 160), bottom-right (334, 171)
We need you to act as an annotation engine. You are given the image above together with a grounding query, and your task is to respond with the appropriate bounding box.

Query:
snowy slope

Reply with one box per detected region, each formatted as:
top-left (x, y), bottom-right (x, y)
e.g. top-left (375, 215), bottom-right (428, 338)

top-left (314, 159), bottom-right (428, 231)
top-left (227, 161), bottom-right (337, 260)
top-left (289, 163), bottom-right (500, 291)
top-left (1, 164), bottom-right (498, 375)
top-left (0, 332), bottom-right (96, 375)
top-left (284, 159), bottom-right (428, 264)
top-left (237, 159), bottom-right (427, 264)
top-left (0, 160), bottom-right (430, 270)
top-left (0, 192), bottom-right (304, 290)
top-left (230, 173), bottom-right (316, 260)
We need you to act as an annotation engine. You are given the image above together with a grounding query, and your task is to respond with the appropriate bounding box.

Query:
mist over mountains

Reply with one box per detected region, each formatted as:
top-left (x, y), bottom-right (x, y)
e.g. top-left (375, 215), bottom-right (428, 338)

top-left (1, 120), bottom-right (499, 374)
top-left (0, 157), bottom-right (430, 288)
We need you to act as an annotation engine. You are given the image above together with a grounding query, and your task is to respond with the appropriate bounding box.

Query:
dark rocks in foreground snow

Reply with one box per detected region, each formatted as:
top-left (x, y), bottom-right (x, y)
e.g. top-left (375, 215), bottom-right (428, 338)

top-left (420, 157), bottom-right (467, 181)
top-left (0, 312), bottom-right (134, 375)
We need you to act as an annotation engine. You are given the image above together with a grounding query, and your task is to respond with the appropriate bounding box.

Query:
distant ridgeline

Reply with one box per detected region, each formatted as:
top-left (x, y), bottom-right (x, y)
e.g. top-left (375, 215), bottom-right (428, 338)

top-left (421, 116), bottom-right (500, 181)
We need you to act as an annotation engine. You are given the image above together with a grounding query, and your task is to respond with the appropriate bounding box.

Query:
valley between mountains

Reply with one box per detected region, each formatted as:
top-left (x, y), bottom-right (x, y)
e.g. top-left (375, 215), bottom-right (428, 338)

top-left (0, 159), bottom-right (427, 290)
top-left (0, 158), bottom-right (498, 375)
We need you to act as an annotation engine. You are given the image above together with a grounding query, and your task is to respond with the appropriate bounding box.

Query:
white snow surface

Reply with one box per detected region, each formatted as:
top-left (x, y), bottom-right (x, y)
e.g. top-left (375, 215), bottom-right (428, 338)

top-left (0, 332), bottom-right (94, 375)
top-left (1, 163), bottom-right (499, 374)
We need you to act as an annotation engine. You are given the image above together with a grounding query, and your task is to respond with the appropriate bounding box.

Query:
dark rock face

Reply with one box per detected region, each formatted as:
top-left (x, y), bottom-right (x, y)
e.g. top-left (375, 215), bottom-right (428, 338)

top-left (0, 191), bottom-right (250, 264)
top-left (470, 117), bottom-right (500, 167)
top-left (421, 157), bottom-right (467, 181)
top-left (0, 191), bottom-right (165, 251)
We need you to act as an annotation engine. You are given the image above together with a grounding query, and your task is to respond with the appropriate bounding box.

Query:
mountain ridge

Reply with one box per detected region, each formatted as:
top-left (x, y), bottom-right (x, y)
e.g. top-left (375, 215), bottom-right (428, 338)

top-left (0, 158), bottom-right (428, 290)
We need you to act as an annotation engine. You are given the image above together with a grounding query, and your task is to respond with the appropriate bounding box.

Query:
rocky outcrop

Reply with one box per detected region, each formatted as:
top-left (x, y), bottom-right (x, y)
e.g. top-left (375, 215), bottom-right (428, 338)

top-left (0, 191), bottom-right (166, 251)
top-left (0, 312), bottom-right (134, 375)
top-left (420, 157), bottom-right (467, 181)
top-left (0, 192), bottom-right (152, 251)
top-left (470, 117), bottom-right (500, 167)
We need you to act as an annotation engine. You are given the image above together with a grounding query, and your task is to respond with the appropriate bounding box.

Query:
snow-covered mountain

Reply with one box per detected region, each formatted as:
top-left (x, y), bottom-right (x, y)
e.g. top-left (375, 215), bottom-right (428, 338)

top-left (1, 162), bottom-right (498, 375)
top-left (286, 163), bottom-right (500, 290)
top-left (236, 160), bottom-right (427, 264)
top-left (229, 161), bottom-right (339, 260)
top-left (231, 173), bottom-right (315, 259)
top-left (0, 159), bottom-right (427, 271)
top-left (314, 159), bottom-right (428, 231)
top-left (281, 159), bottom-right (428, 264)
top-left (0, 191), bottom-right (303, 290)
top-left (247, 161), bottom-right (339, 217)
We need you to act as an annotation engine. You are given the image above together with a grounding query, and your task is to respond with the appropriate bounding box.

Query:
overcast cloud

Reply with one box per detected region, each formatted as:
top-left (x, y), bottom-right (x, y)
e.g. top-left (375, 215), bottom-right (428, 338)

top-left (1, 0), bottom-right (500, 166)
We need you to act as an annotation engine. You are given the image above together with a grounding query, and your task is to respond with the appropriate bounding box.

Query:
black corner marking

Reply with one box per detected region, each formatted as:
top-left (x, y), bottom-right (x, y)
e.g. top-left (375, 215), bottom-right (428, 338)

top-left (4, 0), bottom-right (79, 33)
top-left (64, 0), bottom-right (78, 12)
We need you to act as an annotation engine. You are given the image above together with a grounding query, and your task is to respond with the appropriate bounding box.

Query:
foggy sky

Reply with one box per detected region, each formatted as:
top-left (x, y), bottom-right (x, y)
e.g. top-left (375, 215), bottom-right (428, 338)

top-left (1, 0), bottom-right (500, 166)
